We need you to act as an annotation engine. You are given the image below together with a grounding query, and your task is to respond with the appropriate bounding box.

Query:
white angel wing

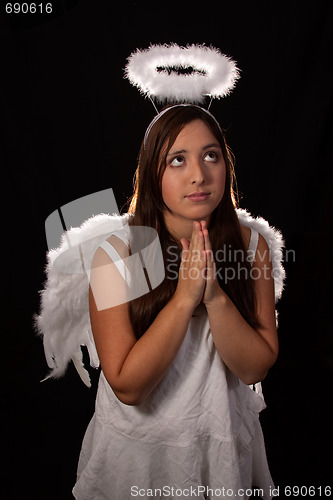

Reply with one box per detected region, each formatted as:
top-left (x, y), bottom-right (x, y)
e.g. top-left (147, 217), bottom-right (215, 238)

top-left (34, 213), bottom-right (129, 387)
top-left (236, 208), bottom-right (286, 303)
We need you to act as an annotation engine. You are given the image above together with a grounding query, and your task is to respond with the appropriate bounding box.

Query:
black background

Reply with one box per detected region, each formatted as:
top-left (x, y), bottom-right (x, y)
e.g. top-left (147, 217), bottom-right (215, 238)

top-left (1, 1), bottom-right (333, 498)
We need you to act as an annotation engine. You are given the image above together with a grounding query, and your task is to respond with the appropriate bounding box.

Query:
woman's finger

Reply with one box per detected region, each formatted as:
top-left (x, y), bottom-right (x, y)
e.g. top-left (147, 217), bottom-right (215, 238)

top-left (188, 221), bottom-right (205, 267)
top-left (180, 238), bottom-right (190, 264)
top-left (201, 223), bottom-right (215, 280)
top-left (201, 221), bottom-right (213, 259)
top-left (188, 221), bottom-right (199, 251)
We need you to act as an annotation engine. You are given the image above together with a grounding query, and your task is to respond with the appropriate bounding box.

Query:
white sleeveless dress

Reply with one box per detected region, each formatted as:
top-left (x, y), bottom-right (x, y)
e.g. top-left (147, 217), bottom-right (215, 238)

top-left (72, 229), bottom-right (275, 500)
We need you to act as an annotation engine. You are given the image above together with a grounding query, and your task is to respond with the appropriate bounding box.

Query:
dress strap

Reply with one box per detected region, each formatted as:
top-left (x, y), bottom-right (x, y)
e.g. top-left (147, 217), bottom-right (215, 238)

top-left (99, 240), bottom-right (129, 283)
top-left (247, 229), bottom-right (264, 399)
top-left (247, 229), bottom-right (259, 265)
top-left (111, 229), bottom-right (130, 247)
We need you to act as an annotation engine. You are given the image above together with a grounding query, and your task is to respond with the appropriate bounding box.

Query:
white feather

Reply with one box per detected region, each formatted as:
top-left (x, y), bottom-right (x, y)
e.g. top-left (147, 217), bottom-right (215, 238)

top-left (34, 213), bottom-right (129, 386)
top-left (125, 43), bottom-right (240, 103)
top-left (236, 208), bottom-right (286, 302)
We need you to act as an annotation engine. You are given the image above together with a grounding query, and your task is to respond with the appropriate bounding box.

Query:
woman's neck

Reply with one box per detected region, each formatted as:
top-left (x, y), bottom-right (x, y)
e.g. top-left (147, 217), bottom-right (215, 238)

top-left (163, 210), bottom-right (211, 242)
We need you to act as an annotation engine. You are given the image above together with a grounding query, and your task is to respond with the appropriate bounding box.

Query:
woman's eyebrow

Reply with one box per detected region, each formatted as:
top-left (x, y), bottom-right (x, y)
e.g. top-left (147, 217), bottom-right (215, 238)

top-left (167, 148), bottom-right (187, 157)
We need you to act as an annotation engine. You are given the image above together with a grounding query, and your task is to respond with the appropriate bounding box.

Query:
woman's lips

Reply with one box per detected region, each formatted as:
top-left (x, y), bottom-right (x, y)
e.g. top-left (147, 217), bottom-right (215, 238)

top-left (186, 192), bottom-right (210, 201)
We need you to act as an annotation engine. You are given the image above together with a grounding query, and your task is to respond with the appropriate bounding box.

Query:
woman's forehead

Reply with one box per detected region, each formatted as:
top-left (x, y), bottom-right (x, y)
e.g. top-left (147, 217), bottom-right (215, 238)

top-left (167, 119), bottom-right (218, 153)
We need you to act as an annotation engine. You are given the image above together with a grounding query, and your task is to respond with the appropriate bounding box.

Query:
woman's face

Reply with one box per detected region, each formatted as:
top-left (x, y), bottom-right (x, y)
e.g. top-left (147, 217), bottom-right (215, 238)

top-left (161, 119), bottom-right (226, 230)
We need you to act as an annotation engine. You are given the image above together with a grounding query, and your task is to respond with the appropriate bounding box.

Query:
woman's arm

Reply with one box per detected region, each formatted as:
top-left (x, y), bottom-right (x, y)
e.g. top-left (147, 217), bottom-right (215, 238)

top-left (90, 288), bottom-right (193, 405)
top-left (89, 223), bottom-right (206, 405)
top-left (202, 223), bottom-right (279, 385)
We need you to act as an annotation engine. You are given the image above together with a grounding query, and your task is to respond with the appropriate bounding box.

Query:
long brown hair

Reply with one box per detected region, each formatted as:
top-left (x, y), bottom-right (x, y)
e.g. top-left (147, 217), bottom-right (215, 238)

top-left (127, 105), bottom-right (260, 338)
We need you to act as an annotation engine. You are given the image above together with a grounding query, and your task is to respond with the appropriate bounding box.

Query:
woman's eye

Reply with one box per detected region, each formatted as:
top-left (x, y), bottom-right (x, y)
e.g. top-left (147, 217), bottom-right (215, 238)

top-left (204, 151), bottom-right (218, 162)
top-left (170, 156), bottom-right (184, 167)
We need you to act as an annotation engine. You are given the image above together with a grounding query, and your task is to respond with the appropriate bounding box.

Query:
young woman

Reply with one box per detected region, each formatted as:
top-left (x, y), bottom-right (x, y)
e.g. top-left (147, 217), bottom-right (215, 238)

top-left (72, 105), bottom-right (280, 499)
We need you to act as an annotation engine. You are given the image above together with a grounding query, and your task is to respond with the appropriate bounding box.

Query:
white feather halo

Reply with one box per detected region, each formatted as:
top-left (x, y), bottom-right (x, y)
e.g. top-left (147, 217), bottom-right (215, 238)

top-left (125, 43), bottom-right (240, 104)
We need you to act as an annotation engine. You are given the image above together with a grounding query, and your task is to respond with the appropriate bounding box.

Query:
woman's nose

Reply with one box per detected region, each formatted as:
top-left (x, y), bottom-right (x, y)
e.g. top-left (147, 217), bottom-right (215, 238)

top-left (190, 159), bottom-right (205, 184)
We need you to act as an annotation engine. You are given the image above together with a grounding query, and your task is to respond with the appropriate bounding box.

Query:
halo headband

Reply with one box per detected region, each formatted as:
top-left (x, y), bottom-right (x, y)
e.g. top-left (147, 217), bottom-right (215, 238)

top-left (143, 104), bottom-right (223, 148)
top-left (125, 43), bottom-right (240, 104)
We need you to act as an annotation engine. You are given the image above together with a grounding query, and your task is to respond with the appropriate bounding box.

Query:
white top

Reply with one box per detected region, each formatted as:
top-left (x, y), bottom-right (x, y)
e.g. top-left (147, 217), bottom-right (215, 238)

top-left (73, 229), bottom-right (275, 500)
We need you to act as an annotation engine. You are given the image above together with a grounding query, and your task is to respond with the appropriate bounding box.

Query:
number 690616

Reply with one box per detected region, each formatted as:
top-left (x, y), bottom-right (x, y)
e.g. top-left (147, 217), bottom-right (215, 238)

top-left (5, 3), bottom-right (53, 14)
